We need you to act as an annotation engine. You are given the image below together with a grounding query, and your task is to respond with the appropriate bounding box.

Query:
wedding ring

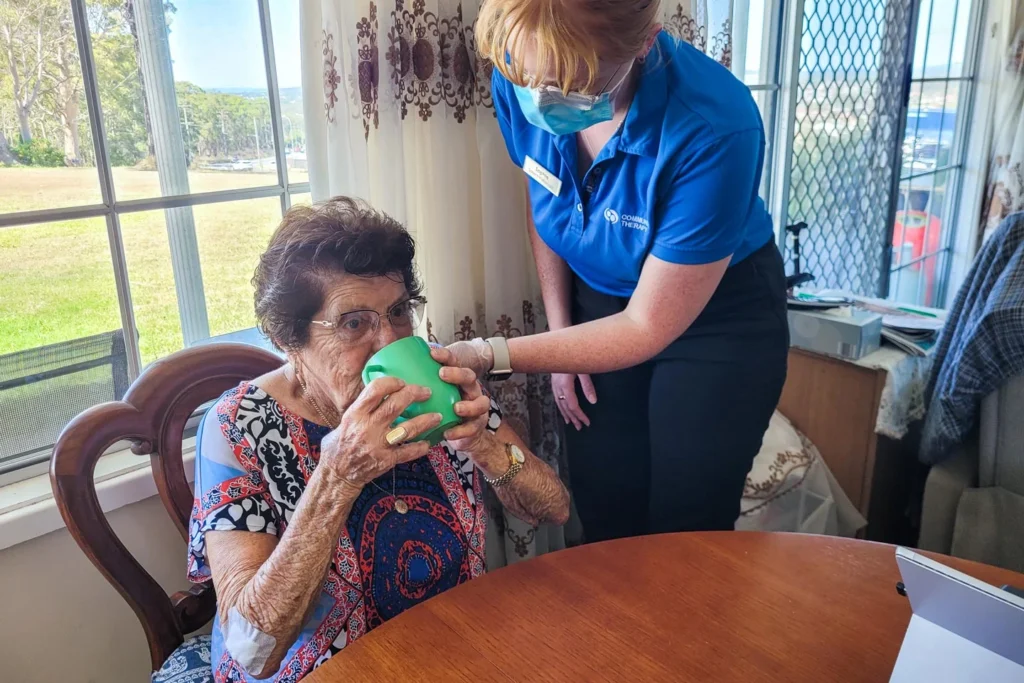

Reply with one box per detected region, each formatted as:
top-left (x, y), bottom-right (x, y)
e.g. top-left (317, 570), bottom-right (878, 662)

top-left (384, 426), bottom-right (408, 446)
top-left (558, 395), bottom-right (567, 400)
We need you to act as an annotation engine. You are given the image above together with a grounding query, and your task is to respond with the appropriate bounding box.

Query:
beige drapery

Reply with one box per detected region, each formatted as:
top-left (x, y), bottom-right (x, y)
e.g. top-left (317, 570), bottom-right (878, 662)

top-left (299, 0), bottom-right (733, 565)
top-left (980, 4), bottom-right (1024, 242)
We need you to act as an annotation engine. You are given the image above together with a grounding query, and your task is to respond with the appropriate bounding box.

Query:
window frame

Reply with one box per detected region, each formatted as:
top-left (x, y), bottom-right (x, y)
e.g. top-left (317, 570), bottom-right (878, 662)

top-left (0, 0), bottom-right (305, 478)
top-left (886, 0), bottom-right (986, 306)
top-left (737, 0), bottom-right (787, 202)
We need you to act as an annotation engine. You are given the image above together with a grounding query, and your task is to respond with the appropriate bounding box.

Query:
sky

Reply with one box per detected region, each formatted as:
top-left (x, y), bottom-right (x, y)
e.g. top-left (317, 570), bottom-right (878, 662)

top-left (166, 0), bottom-right (302, 91)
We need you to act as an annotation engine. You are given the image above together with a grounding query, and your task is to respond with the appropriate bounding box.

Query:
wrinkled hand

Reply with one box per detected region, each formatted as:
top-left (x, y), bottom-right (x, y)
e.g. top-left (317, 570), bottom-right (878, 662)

top-left (318, 377), bottom-right (440, 489)
top-left (551, 373), bottom-right (597, 431)
top-left (444, 339), bottom-right (494, 378)
top-left (431, 346), bottom-right (493, 453)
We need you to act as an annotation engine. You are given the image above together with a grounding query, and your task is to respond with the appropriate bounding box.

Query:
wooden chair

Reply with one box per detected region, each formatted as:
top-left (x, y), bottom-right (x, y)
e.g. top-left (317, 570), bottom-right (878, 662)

top-left (50, 343), bottom-right (282, 675)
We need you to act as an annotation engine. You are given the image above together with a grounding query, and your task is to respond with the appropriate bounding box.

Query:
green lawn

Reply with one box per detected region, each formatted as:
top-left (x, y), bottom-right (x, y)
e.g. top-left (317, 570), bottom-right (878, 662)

top-left (1, 167), bottom-right (307, 362)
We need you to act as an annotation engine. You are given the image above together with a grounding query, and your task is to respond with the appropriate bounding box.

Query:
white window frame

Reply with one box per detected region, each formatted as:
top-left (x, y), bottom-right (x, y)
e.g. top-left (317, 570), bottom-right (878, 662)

top-left (0, 0), bottom-right (305, 481)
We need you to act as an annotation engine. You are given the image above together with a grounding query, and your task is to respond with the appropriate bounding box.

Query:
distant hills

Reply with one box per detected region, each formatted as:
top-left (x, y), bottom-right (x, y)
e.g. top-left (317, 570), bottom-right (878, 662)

top-left (208, 86), bottom-right (302, 102)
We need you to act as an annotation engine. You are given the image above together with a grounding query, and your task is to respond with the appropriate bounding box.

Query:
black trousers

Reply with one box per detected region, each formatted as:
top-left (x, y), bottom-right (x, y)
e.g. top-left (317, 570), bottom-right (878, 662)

top-left (564, 241), bottom-right (790, 543)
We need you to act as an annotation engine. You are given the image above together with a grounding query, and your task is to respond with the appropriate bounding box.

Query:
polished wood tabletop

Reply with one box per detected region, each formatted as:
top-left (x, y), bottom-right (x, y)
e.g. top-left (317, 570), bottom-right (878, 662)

top-left (306, 532), bottom-right (1024, 682)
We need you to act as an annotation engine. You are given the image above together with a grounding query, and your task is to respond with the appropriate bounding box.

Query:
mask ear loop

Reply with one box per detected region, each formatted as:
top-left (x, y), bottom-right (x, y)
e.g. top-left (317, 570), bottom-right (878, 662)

top-left (600, 59), bottom-right (636, 98)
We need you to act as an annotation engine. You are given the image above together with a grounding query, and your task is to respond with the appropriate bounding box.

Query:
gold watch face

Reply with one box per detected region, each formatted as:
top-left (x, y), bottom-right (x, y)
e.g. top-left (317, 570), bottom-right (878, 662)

top-left (509, 443), bottom-right (525, 464)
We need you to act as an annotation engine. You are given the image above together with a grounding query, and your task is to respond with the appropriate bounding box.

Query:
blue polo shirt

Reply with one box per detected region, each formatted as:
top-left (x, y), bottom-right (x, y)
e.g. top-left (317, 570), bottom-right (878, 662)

top-left (492, 32), bottom-right (776, 297)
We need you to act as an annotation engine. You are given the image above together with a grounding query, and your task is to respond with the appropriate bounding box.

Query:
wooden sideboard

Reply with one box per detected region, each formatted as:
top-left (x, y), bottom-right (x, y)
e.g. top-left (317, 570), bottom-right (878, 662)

top-left (778, 348), bottom-right (917, 542)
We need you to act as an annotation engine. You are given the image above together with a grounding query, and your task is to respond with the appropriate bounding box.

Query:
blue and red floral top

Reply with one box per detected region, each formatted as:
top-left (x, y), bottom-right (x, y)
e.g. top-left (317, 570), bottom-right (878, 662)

top-left (188, 382), bottom-right (498, 682)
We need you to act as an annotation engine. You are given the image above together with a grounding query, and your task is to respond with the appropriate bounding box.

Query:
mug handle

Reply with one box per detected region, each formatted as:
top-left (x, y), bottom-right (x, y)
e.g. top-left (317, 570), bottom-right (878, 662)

top-left (362, 363), bottom-right (386, 385)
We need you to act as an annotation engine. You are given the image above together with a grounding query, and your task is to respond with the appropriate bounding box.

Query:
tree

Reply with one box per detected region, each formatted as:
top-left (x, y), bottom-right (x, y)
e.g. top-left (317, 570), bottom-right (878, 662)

top-left (0, 129), bottom-right (13, 164)
top-left (89, 0), bottom-right (149, 166)
top-left (45, 5), bottom-right (82, 163)
top-left (0, 0), bottom-right (60, 143)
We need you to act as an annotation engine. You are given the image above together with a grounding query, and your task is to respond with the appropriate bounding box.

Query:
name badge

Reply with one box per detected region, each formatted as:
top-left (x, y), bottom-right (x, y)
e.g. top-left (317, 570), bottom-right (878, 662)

top-left (523, 156), bottom-right (562, 197)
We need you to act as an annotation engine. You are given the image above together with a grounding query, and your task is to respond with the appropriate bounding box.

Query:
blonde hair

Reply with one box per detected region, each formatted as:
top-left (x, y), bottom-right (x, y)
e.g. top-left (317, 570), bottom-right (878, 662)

top-left (476, 0), bottom-right (661, 94)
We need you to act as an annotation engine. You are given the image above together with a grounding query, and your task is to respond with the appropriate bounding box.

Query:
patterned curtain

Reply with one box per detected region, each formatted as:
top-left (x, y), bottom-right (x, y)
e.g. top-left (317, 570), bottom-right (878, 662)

top-left (301, 0), bottom-right (564, 568)
top-left (299, 0), bottom-right (734, 564)
top-left (980, 7), bottom-right (1024, 242)
top-left (661, 0), bottom-right (733, 67)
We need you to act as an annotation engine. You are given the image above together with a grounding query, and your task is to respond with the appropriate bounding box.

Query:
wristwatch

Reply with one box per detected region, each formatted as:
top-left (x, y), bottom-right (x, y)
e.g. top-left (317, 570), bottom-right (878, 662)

top-left (484, 443), bottom-right (525, 488)
top-left (485, 336), bottom-right (513, 381)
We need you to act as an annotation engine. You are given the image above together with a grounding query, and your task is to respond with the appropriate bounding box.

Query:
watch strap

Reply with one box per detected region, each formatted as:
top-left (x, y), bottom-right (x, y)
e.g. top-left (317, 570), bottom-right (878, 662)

top-left (484, 443), bottom-right (523, 488)
top-left (485, 336), bottom-right (513, 380)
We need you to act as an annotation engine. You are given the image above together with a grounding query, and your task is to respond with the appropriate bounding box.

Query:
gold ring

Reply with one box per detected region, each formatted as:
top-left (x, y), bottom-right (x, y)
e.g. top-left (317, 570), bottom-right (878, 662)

top-left (385, 426), bottom-right (408, 446)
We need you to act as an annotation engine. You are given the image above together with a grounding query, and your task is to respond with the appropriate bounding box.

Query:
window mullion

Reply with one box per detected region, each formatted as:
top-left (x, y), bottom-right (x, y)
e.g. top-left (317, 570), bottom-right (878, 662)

top-left (934, 0), bottom-right (987, 305)
top-left (258, 0), bottom-right (291, 214)
top-left (70, 0), bottom-right (142, 380)
top-left (769, 0), bottom-right (807, 244)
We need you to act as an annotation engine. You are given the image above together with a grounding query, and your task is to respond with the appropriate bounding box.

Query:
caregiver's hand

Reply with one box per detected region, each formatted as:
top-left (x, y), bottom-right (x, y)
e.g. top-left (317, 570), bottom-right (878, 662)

top-left (552, 373), bottom-right (597, 430)
top-left (430, 346), bottom-right (493, 453)
top-left (445, 339), bottom-right (494, 378)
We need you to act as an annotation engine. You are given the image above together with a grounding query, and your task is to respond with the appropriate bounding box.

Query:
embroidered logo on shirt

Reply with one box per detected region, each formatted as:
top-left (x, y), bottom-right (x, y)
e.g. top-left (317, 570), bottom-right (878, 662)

top-left (606, 208), bottom-right (650, 232)
top-left (622, 215), bottom-right (650, 231)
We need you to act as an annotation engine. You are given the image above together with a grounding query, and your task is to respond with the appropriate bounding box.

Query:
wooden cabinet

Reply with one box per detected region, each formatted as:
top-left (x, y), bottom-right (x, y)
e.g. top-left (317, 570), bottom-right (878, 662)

top-left (778, 348), bottom-right (915, 542)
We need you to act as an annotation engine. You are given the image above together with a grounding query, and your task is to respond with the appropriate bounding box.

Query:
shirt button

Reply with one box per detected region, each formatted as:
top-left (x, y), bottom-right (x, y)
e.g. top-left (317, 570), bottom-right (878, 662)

top-left (592, 167), bottom-right (602, 177)
top-left (576, 203), bottom-right (583, 212)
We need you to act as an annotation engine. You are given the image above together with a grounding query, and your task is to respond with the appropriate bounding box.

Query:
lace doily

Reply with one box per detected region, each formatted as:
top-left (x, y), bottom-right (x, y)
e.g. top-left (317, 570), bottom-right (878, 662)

top-left (855, 346), bottom-right (934, 439)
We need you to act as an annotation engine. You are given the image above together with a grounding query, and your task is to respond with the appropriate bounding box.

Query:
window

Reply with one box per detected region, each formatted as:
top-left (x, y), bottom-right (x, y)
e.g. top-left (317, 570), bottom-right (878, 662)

top-left (781, 0), bottom-right (921, 295)
top-left (777, 0), bottom-right (982, 302)
top-left (0, 0), bottom-right (304, 475)
top-left (888, 0), bottom-right (978, 306)
top-left (664, 0), bottom-right (784, 199)
top-left (735, 0), bottom-right (784, 198)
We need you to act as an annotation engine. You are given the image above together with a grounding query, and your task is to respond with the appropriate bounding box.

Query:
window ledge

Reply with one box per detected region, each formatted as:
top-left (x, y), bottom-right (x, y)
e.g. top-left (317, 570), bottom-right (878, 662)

top-left (0, 439), bottom-right (195, 551)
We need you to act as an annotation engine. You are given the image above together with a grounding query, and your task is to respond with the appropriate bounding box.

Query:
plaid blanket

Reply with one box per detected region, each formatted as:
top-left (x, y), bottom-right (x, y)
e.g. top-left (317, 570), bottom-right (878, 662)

top-left (920, 212), bottom-right (1024, 464)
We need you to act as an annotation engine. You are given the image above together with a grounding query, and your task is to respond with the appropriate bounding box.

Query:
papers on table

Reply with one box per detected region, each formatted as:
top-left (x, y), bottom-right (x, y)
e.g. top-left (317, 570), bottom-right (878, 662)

top-left (808, 290), bottom-right (947, 357)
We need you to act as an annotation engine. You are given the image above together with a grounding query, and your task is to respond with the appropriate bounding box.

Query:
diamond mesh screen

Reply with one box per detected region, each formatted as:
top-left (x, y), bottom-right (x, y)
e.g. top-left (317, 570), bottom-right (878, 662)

top-left (786, 0), bottom-right (917, 295)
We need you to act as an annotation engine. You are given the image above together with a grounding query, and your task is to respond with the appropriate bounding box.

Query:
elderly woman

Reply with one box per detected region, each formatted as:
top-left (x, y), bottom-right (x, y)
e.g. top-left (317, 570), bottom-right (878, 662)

top-left (187, 197), bottom-right (569, 681)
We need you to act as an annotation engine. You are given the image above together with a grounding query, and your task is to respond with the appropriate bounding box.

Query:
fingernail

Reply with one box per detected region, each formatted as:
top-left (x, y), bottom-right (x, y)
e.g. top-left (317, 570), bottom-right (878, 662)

top-left (431, 413), bottom-right (442, 424)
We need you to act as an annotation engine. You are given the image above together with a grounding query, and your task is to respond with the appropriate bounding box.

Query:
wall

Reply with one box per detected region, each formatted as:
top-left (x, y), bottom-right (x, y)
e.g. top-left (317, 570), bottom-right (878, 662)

top-left (0, 495), bottom-right (194, 683)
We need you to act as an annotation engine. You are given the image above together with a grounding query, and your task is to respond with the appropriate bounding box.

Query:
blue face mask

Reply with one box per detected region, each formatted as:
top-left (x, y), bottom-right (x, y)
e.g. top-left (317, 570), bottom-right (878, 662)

top-left (512, 62), bottom-right (633, 136)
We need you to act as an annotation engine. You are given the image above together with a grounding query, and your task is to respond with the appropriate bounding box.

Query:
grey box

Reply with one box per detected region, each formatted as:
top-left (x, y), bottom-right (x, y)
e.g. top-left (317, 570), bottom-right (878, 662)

top-left (787, 308), bottom-right (882, 361)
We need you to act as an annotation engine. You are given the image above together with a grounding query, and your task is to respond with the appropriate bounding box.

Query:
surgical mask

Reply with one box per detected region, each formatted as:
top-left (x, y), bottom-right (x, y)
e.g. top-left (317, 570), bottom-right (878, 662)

top-left (513, 62), bottom-right (633, 136)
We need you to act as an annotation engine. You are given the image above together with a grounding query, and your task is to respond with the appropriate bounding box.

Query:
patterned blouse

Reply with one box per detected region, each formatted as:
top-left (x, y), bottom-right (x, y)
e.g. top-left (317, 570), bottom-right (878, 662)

top-left (188, 382), bottom-right (499, 682)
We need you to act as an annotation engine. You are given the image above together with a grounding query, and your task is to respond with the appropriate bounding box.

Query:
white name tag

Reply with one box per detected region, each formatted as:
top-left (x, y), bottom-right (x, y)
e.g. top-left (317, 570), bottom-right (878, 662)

top-left (523, 156), bottom-right (562, 197)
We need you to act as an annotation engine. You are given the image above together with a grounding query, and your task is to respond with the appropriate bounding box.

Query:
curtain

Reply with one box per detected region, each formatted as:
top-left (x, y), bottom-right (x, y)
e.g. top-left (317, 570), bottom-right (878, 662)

top-left (662, 0), bottom-right (733, 67)
top-left (300, 0), bottom-right (733, 566)
top-left (980, 6), bottom-right (1024, 242)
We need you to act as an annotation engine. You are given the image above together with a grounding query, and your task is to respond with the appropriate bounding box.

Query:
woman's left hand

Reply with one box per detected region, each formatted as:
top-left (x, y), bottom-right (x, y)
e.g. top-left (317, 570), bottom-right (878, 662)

top-left (430, 346), bottom-right (493, 453)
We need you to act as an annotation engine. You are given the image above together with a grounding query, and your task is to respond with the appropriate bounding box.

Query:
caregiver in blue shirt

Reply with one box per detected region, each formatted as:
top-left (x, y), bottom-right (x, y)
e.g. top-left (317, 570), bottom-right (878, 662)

top-left (450, 0), bottom-right (789, 542)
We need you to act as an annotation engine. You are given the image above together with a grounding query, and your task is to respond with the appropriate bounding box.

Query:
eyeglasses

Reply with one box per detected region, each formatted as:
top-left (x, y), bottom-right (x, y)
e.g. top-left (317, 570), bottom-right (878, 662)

top-left (528, 61), bottom-right (631, 102)
top-left (310, 297), bottom-right (426, 345)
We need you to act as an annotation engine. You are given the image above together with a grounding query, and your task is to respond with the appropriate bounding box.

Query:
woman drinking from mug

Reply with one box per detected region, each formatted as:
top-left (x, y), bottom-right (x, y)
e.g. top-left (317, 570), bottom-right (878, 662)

top-left (447, 0), bottom-right (789, 542)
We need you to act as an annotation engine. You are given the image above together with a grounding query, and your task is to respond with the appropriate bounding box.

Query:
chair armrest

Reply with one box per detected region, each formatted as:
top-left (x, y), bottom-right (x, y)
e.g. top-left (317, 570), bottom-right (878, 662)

top-left (918, 443), bottom-right (979, 554)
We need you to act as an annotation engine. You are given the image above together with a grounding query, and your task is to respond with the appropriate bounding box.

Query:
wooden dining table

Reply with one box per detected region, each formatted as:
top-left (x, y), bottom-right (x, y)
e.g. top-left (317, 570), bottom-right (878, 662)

top-left (305, 531), bottom-right (1024, 682)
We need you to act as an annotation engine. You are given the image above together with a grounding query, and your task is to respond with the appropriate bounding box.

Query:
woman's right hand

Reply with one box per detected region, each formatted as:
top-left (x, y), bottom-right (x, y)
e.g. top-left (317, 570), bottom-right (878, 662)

top-left (551, 373), bottom-right (597, 431)
top-left (318, 377), bottom-right (441, 489)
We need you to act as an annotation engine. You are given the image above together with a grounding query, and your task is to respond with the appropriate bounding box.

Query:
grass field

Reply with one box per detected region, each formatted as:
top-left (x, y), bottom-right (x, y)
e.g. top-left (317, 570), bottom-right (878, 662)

top-left (1, 167), bottom-right (310, 362)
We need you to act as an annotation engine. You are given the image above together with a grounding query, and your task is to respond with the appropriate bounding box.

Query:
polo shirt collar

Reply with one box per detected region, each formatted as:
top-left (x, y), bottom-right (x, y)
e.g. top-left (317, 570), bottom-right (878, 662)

top-left (616, 32), bottom-right (670, 158)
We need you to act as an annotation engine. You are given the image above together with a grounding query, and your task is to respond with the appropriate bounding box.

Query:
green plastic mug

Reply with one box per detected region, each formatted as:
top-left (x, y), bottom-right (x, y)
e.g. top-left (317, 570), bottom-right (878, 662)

top-left (361, 336), bottom-right (462, 446)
